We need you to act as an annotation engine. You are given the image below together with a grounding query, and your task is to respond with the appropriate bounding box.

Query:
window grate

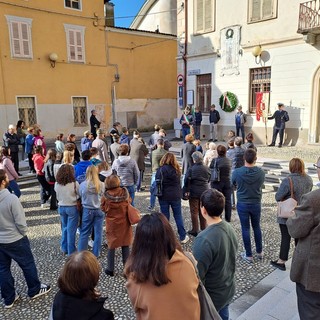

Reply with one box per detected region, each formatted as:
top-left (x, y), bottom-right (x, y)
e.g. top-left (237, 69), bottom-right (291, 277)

top-left (73, 97), bottom-right (87, 126)
top-left (17, 97), bottom-right (37, 127)
top-left (197, 74), bottom-right (212, 113)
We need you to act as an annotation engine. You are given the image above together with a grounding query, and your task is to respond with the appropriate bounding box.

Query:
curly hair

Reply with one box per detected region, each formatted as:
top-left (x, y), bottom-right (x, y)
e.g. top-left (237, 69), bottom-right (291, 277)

top-left (56, 164), bottom-right (76, 185)
top-left (160, 152), bottom-right (181, 176)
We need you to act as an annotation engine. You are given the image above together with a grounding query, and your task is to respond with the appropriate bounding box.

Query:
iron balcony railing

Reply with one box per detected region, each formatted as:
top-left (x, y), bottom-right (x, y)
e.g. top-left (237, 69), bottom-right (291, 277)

top-left (298, 0), bottom-right (320, 33)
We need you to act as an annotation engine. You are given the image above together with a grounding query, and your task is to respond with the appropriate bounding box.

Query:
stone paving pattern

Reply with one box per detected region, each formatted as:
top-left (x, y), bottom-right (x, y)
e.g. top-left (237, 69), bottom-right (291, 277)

top-left (1, 140), bottom-right (320, 319)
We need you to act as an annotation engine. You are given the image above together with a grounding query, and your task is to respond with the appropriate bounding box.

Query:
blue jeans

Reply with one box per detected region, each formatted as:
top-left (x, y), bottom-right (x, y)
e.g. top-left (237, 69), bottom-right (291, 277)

top-left (237, 202), bottom-right (263, 257)
top-left (236, 124), bottom-right (245, 142)
top-left (59, 205), bottom-right (79, 255)
top-left (149, 173), bottom-right (156, 208)
top-left (78, 208), bottom-right (104, 257)
top-left (159, 199), bottom-right (186, 240)
top-left (182, 127), bottom-right (190, 143)
top-left (0, 236), bottom-right (40, 305)
top-left (194, 124), bottom-right (201, 140)
top-left (125, 185), bottom-right (136, 207)
top-left (219, 304), bottom-right (229, 320)
top-left (8, 179), bottom-right (21, 198)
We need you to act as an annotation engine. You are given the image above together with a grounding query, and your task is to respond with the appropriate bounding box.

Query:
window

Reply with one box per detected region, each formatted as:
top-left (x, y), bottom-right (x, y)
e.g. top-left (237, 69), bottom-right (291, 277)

top-left (197, 74), bottom-right (212, 113)
top-left (248, 0), bottom-right (277, 23)
top-left (5, 15), bottom-right (33, 59)
top-left (65, 0), bottom-right (81, 10)
top-left (17, 97), bottom-right (37, 127)
top-left (195, 0), bottom-right (214, 34)
top-left (249, 67), bottom-right (271, 113)
top-left (73, 97), bottom-right (88, 126)
top-left (64, 24), bottom-right (85, 63)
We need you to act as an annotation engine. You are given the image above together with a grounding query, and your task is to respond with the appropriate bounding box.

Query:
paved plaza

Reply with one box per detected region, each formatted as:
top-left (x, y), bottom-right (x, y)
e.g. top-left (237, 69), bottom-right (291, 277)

top-left (1, 138), bottom-right (319, 319)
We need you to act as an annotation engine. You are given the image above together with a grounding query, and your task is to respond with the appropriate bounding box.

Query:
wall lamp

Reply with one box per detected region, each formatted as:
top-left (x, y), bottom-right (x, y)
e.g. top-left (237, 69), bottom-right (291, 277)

top-left (252, 45), bottom-right (262, 64)
top-left (49, 52), bottom-right (58, 68)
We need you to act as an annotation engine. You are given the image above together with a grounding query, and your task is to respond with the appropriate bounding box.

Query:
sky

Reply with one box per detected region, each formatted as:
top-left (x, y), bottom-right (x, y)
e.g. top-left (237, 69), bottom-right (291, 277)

top-left (112, 0), bottom-right (146, 28)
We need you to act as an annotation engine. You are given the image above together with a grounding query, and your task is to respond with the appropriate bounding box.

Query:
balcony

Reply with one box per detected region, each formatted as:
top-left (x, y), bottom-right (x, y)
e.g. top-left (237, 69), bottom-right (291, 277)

top-left (298, 0), bottom-right (320, 36)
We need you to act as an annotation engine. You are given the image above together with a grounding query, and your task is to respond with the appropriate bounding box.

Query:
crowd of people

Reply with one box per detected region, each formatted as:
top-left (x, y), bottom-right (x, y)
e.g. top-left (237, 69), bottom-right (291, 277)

top-left (1, 110), bottom-right (319, 320)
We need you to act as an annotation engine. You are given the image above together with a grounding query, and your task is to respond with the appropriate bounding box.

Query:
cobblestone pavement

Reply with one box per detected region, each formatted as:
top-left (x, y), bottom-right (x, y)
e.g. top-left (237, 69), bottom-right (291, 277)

top-left (2, 139), bottom-right (320, 319)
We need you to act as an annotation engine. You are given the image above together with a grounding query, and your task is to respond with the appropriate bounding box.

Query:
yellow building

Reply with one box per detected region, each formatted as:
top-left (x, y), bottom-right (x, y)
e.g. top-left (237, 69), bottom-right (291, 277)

top-left (0, 0), bottom-right (177, 138)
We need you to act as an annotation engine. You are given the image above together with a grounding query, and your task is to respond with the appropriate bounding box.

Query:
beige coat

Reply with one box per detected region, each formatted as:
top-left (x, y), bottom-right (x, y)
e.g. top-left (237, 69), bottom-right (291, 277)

top-left (126, 250), bottom-right (200, 320)
top-left (101, 187), bottom-right (133, 249)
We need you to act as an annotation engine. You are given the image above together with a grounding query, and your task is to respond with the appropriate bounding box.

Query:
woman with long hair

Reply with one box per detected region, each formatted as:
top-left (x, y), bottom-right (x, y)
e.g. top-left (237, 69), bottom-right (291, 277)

top-left (101, 175), bottom-right (133, 277)
top-left (78, 165), bottom-right (105, 257)
top-left (44, 148), bottom-right (58, 210)
top-left (50, 251), bottom-right (114, 320)
top-left (155, 152), bottom-right (189, 243)
top-left (271, 158), bottom-right (313, 271)
top-left (125, 212), bottom-right (200, 320)
top-left (55, 164), bottom-right (80, 255)
top-left (0, 146), bottom-right (21, 197)
top-left (33, 145), bottom-right (51, 208)
top-left (62, 149), bottom-right (75, 166)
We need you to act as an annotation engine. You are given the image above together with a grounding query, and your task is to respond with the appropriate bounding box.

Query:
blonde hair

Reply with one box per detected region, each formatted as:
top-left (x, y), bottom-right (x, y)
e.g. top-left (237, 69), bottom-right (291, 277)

top-left (193, 139), bottom-right (201, 146)
top-left (63, 150), bottom-right (74, 165)
top-left (86, 165), bottom-right (101, 193)
top-left (97, 161), bottom-right (109, 172)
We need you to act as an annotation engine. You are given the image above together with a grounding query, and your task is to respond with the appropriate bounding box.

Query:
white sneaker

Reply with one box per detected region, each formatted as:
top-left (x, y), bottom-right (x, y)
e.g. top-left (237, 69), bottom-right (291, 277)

top-left (88, 240), bottom-right (94, 248)
top-left (41, 203), bottom-right (50, 209)
top-left (181, 235), bottom-right (190, 244)
top-left (30, 283), bottom-right (51, 300)
top-left (4, 295), bottom-right (20, 309)
top-left (76, 228), bottom-right (80, 235)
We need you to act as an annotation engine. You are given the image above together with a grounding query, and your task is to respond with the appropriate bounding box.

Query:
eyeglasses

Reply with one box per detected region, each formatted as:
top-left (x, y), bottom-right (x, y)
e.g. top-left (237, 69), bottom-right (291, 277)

top-left (313, 164), bottom-right (320, 169)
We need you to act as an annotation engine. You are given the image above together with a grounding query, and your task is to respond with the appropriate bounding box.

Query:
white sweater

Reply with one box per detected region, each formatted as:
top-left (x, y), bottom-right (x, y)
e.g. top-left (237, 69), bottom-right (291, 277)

top-left (54, 182), bottom-right (80, 206)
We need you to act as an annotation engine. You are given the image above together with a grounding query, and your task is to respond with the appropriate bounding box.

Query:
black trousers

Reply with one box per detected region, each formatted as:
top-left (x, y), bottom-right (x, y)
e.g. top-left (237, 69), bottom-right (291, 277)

top-left (11, 151), bottom-right (19, 173)
top-left (28, 153), bottom-right (35, 172)
top-left (271, 127), bottom-right (285, 146)
top-left (296, 283), bottom-right (320, 320)
top-left (279, 223), bottom-right (298, 261)
top-left (36, 175), bottom-right (51, 204)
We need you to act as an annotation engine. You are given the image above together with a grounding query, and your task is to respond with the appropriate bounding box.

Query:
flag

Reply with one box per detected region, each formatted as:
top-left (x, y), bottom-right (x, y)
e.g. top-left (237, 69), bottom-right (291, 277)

top-left (256, 92), bottom-right (269, 121)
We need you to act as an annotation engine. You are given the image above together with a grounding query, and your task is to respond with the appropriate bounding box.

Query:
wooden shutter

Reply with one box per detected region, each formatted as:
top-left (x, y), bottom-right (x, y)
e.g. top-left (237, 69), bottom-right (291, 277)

top-left (204, 0), bottom-right (212, 31)
top-left (68, 30), bottom-right (76, 60)
top-left (196, 0), bottom-right (204, 33)
top-left (21, 23), bottom-right (30, 56)
top-left (11, 21), bottom-right (31, 57)
top-left (251, 0), bottom-right (261, 21)
top-left (75, 31), bottom-right (83, 60)
top-left (11, 22), bottom-right (21, 56)
top-left (262, 0), bottom-right (273, 18)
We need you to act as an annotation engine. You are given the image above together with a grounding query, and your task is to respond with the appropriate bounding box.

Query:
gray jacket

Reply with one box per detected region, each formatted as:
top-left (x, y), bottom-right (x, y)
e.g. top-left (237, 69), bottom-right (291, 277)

top-left (129, 138), bottom-right (148, 171)
top-left (79, 181), bottom-right (105, 210)
top-left (275, 173), bottom-right (313, 224)
top-left (287, 188), bottom-right (320, 292)
top-left (181, 142), bottom-right (196, 175)
top-left (0, 189), bottom-right (27, 243)
top-left (112, 156), bottom-right (139, 187)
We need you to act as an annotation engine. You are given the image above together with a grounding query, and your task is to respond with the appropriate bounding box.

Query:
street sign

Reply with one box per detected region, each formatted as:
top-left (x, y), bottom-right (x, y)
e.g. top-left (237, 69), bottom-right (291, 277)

top-left (177, 74), bottom-right (184, 86)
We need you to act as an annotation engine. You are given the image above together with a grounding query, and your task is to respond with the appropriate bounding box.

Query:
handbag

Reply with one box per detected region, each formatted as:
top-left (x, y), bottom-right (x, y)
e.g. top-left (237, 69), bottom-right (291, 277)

top-left (74, 183), bottom-right (83, 226)
top-left (185, 252), bottom-right (222, 320)
top-left (277, 177), bottom-right (297, 218)
top-left (182, 169), bottom-right (192, 201)
top-left (210, 159), bottom-right (220, 182)
top-left (127, 201), bottom-right (141, 225)
top-left (151, 168), bottom-right (163, 197)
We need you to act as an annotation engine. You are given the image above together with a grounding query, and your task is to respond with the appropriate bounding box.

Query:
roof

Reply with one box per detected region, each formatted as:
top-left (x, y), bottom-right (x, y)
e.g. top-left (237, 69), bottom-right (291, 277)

top-left (105, 25), bottom-right (176, 38)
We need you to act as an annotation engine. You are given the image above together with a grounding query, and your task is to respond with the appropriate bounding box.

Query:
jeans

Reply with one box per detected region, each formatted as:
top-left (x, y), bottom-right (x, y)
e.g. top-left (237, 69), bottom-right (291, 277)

top-left (0, 236), bottom-right (40, 305)
top-left (59, 205), bottom-right (79, 255)
top-left (237, 202), bottom-right (263, 257)
top-left (296, 283), bottom-right (320, 320)
top-left (36, 174), bottom-right (51, 204)
top-left (159, 199), bottom-right (186, 240)
top-left (219, 304), bottom-right (229, 320)
top-left (137, 170), bottom-right (144, 191)
top-left (236, 124), bottom-right (245, 142)
top-left (78, 208), bottom-right (104, 257)
top-left (107, 246), bottom-right (130, 272)
top-left (194, 125), bottom-right (201, 140)
top-left (182, 127), bottom-right (190, 143)
top-left (149, 173), bottom-right (157, 208)
top-left (8, 179), bottom-right (21, 198)
top-left (125, 185), bottom-right (136, 207)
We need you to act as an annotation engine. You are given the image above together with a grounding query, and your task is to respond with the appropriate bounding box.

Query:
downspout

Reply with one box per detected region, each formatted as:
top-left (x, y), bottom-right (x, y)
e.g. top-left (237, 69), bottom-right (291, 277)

top-left (183, 0), bottom-right (188, 109)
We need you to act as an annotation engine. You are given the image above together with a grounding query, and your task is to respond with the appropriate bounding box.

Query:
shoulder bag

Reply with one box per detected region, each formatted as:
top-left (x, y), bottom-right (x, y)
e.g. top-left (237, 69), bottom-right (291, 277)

top-left (151, 167), bottom-right (163, 197)
top-left (182, 169), bottom-right (192, 201)
top-left (210, 159), bottom-right (220, 182)
top-left (127, 200), bottom-right (141, 225)
top-left (185, 252), bottom-right (222, 320)
top-left (277, 177), bottom-right (297, 218)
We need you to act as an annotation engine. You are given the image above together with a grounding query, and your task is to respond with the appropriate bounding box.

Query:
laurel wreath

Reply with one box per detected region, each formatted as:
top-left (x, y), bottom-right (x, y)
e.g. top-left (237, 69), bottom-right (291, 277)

top-left (219, 91), bottom-right (238, 112)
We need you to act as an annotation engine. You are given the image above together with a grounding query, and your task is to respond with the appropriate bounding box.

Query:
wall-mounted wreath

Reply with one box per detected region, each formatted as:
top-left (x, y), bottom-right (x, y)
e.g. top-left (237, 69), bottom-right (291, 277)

top-left (219, 91), bottom-right (238, 112)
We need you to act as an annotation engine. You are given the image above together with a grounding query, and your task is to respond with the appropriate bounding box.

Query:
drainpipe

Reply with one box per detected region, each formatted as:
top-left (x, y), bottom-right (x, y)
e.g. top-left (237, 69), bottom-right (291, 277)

top-left (183, 0), bottom-right (188, 109)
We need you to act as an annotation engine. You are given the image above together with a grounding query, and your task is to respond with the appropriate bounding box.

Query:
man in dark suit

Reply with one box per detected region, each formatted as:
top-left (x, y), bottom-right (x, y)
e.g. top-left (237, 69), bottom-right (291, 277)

top-left (268, 103), bottom-right (289, 147)
top-left (90, 110), bottom-right (101, 139)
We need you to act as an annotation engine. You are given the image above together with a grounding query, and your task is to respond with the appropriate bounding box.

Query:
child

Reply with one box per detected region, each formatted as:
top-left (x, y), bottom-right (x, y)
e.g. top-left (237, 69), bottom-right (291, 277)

top-left (81, 130), bottom-right (93, 152)
top-left (44, 149), bottom-right (58, 210)
top-left (90, 147), bottom-right (102, 166)
top-left (25, 127), bottom-right (35, 173)
top-left (101, 175), bottom-right (134, 276)
top-left (53, 152), bottom-right (63, 178)
top-left (243, 132), bottom-right (257, 151)
top-left (55, 133), bottom-right (65, 153)
top-left (120, 127), bottom-right (130, 145)
top-left (193, 139), bottom-right (203, 154)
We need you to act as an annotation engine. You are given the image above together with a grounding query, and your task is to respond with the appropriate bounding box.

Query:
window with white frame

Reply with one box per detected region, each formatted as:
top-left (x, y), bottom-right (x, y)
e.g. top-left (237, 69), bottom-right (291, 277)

top-left (17, 97), bottom-right (37, 127)
top-left (5, 15), bottom-right (33, 59)
top-left (197, 74), bottom-right (212, 113)
top-left (64, 24), bottom-right (85, 63)
top-left (248, 0), bottom-right (277, 23)
top-left (65, 0), bottom-right (81, 10)
top-left (73, 97), bottom-right (88, 126)
top-left (195, 0), bottom-right (214, 34)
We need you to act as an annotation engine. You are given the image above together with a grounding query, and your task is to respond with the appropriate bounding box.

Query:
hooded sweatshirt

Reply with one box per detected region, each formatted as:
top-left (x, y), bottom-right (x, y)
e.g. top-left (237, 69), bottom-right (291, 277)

top-left (79, 181), bottom-right (105, 209)
top-left (0, 189), bottom-right (27, 243)
top-left (74, 160), bottom-right (92, 178)
top-left (231, 166), bottom-right (265, 203)
top-left (112, 156), bottom-right (139, 187)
